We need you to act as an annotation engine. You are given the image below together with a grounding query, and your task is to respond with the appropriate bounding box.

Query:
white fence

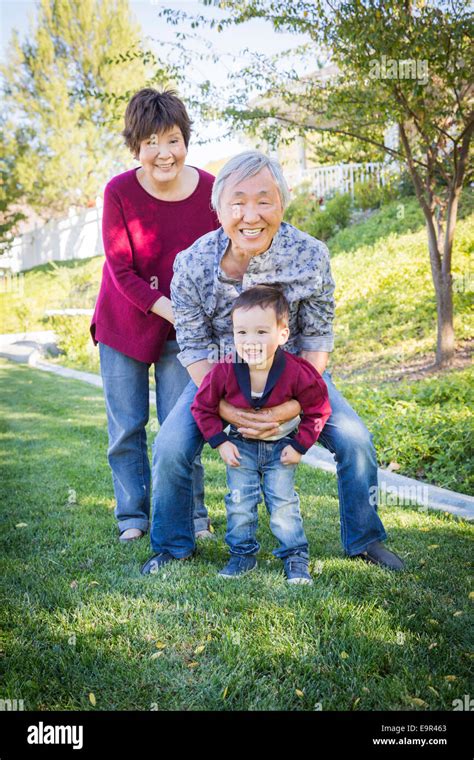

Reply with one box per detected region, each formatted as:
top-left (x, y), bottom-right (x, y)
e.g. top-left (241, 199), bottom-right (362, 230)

top-left (286, 161), bottom-right (399, 198)
top-left (0, 202), bottom-right (104, 274)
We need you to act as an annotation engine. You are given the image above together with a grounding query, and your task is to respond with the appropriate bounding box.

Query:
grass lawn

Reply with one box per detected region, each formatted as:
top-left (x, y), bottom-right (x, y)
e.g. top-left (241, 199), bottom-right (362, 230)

top-left (1, 359), bottom-right (472, 711)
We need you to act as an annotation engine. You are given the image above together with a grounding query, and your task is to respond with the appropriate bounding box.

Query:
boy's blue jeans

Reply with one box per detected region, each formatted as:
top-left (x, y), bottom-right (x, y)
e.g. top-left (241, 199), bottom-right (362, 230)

top-left (99, 341), bottom-right (209, 535)
top-left (150, 370), bottom-right (387, 558)
top-left (224, 434), bottom-right (309, 560)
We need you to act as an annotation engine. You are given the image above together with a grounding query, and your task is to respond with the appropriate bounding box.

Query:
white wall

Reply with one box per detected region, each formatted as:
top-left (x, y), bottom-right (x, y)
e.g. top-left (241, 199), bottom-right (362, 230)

top-left (1, 201), bottom-right (104, 273)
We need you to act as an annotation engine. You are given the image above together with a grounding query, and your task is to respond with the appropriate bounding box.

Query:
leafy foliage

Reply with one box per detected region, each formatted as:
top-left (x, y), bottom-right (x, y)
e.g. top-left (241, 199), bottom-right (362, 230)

top-left (0, 0), bottom-right (164, 216)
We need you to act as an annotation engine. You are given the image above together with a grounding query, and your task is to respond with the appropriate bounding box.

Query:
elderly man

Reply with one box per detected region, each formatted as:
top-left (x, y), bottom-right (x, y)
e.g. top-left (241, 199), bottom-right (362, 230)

top-left (141, 150), bottom-right (404, 575)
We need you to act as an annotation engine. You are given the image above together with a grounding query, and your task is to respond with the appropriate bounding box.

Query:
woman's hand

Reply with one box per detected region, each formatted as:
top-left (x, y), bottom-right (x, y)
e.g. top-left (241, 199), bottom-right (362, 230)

top-left (150, 295), bottom-right (174, 324)
top-left (218, 399), bottom-right (301, 440)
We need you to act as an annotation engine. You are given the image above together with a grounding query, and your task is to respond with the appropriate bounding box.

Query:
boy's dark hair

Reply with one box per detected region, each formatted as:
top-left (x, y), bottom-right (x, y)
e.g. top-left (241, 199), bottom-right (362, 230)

top-left (231, 285), bottom-right (289, 325)
top-left (122, 88), bottom-right (192, 158)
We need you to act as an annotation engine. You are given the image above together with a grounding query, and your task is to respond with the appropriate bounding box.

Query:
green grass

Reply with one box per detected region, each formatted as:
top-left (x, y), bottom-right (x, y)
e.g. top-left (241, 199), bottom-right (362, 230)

top-left (1, 359), bottom-right (472, 711)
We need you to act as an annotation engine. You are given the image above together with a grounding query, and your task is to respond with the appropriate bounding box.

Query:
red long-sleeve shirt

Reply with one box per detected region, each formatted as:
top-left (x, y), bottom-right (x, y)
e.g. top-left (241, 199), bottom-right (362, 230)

top-left (90, 167), bottom-right (220, 363)
top-left (191, 348), bottom-right (332, 454)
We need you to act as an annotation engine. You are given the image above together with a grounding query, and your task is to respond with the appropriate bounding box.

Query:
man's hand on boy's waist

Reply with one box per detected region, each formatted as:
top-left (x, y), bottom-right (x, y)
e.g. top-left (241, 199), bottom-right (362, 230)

top-left (218, 399), bottom-right (302, 440)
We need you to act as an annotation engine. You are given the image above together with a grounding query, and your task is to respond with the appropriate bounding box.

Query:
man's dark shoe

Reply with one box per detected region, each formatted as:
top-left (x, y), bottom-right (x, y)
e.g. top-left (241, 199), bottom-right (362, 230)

top-left (351, 540), bottom-right (405, 571)
top-left (141, 552), bottom-right (193, 576)
top-left (219, 555), bottom-right (257, 579)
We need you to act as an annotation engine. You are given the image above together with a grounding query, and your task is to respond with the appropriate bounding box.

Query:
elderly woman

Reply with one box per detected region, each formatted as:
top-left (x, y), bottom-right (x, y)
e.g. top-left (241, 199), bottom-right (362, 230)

top-left (91, 88), bottom-right (219, 543)
top-left (141, 150), bottom-right (404, 574)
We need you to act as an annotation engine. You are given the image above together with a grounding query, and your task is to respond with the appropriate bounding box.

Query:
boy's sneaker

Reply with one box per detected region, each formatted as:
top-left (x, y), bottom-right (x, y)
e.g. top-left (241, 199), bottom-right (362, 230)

top-left (219, 555), bottom-right (257, 579)
top-left (284, 556), bottom-right (313, 585)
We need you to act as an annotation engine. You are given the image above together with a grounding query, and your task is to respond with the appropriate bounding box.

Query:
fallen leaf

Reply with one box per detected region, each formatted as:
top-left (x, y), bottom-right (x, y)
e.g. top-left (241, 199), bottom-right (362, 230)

top-left (352, 697), bottom-right (361, 709)
top-left (89, 693), bottom-right (96, 706)
top-left (340, 651), bottom-right (349, 659)
top-left (428, 686), bottom-right (439, 697)
top-left (295, 689), bottom-right (304, 698)
top-left (427, 544), bottom-right (440, 550)
top-left (155, 642), bottom-right (166, 650)
top-left (453, 611), bottom-right (463, 617)
top-left (428, 642), bottom-right (438, 650)
top-left (194, 644), bottom-right (206, 655)
top-left (187, 661), bottom-right (199, 669)
top-left (70, 580), bottom-right (78, 589)
top-left (409, 697), bottom-right (428, 708)
top-left (362, 687), bottom-right (370, 694)
top-left (151, 652), bottom-right (163, 660)
top-left (469, 592), bottom-right (474, 601)
top-left (89, 581), bottom-right (99, 586)
top-left (388, 461), bottom-right (401, 471)
top-left (444, 675), bottom-right (457, 682)
top-left (428, 619), bottom-right (438, 625)
top-left (419, 560), bottom-right (426, 566)
top-left (15, 523), bottom-right (28, 528)
top-left (222, 686), bottom-right (229, 700)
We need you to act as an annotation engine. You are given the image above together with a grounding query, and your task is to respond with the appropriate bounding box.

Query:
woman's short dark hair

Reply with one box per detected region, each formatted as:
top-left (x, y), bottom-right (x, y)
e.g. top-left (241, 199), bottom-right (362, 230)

top-left (122, 88), bottom-right (192, 158)
top-left (231, 285), bottom-right (289, 325)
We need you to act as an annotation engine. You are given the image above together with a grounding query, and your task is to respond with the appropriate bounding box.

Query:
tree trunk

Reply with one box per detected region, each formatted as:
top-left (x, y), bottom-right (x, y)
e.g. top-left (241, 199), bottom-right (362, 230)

top-left (433, 268), bottom-right (455, 367)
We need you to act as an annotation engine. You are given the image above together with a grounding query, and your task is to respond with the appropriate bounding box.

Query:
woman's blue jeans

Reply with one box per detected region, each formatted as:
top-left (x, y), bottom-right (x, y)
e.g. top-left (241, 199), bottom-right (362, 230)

top-left (150, 370), bottom-right (387, 558)
top-left (99, 341), bottom-right (209, 535)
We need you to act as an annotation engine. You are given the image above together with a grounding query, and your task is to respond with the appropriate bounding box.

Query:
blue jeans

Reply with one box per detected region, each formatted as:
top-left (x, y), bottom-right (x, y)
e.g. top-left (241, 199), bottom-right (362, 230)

top-left (224, 435), bottom-right (309, 560)
top-left (150, 371), bottom-right (387, 557)
top-left (99, 341), bottom-right (209, 535)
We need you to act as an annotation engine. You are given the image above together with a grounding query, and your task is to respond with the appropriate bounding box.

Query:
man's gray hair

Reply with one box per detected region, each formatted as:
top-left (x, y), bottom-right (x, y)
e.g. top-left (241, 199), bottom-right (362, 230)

top-left (211, 150), bottom-right (290, 212)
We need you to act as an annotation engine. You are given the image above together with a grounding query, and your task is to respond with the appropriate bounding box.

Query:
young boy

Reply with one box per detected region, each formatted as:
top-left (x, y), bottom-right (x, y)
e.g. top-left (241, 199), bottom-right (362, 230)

top-left (190, 285), bottom-right (331, 585)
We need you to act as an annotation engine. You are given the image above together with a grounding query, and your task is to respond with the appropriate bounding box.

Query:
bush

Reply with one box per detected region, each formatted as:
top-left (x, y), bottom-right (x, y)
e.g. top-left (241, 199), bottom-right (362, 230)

top-left (284, 183), bottom-right (320, 231)
top-left (338, 367), bottom-right (473, 495)
top-left (285, 189), bottom-right (353, 241)
top-left (45, 314), bottom-right (99, 373)
top-left (353, 176), bottom-right (401, 210)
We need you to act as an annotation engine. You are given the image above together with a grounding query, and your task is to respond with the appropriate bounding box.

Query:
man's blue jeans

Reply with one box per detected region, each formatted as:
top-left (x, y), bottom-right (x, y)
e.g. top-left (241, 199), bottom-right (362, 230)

top-left (224, 435), bottom-right (309, 560)
top-left (99, 341), bottom-right (209, 535)
top-left (150, 370), bottom-right (387, 557)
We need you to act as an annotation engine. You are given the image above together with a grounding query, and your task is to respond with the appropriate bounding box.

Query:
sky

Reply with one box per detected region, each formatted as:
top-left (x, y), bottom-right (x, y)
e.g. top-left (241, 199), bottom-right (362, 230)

top-left (0, 0), bottom-right (313, 167)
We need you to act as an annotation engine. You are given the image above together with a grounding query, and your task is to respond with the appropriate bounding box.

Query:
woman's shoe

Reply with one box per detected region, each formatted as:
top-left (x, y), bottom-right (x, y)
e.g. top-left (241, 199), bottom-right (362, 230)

top-left (119, 528), bottom-right (144, 542)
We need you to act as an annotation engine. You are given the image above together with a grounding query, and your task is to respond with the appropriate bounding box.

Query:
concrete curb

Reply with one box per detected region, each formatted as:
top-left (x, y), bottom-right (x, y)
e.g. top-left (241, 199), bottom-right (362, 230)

top-left (1, 343), bottom-right (473, 522)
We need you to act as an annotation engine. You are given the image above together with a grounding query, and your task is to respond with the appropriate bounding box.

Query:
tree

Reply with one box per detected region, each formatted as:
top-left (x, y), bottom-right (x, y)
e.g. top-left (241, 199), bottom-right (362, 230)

top-left (0, 121), bottom-right (27, 246)
top-left (0, 0), bottom-right (170, 217)
top-left (161, 0), bottom-right (473, 366)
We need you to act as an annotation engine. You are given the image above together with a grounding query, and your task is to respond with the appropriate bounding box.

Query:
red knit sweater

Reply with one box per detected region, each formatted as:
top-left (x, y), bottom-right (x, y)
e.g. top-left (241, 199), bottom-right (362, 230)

top-left (91, 166), bottom-right (220, 363)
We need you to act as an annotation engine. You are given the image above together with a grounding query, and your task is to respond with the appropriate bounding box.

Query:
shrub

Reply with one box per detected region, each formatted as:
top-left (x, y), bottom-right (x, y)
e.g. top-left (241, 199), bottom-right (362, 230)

top-left (45, 314), bottom-right (99, 373)
top-left (338, 368), bottom-right (473, 495)
top-left (285, 189), bottom-right (353, 241)
top-left (284, 183), bottom-right (320, 231)
top-left (353, 177), bottom-right (400, 210)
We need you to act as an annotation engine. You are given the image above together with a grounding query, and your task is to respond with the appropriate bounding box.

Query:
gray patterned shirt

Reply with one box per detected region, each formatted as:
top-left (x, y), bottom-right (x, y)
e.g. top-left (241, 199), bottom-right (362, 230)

top-left (171, 221), bottom-right (335, 368)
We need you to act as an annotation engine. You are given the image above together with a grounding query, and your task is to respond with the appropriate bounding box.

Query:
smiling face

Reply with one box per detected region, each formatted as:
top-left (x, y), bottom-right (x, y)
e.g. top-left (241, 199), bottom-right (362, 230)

top-left (218, 168), bottom-right (284, 257)
top-left (137, 125), bottom-right (187, 186)
top-left (232, 304), bottom-right (289, 369)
